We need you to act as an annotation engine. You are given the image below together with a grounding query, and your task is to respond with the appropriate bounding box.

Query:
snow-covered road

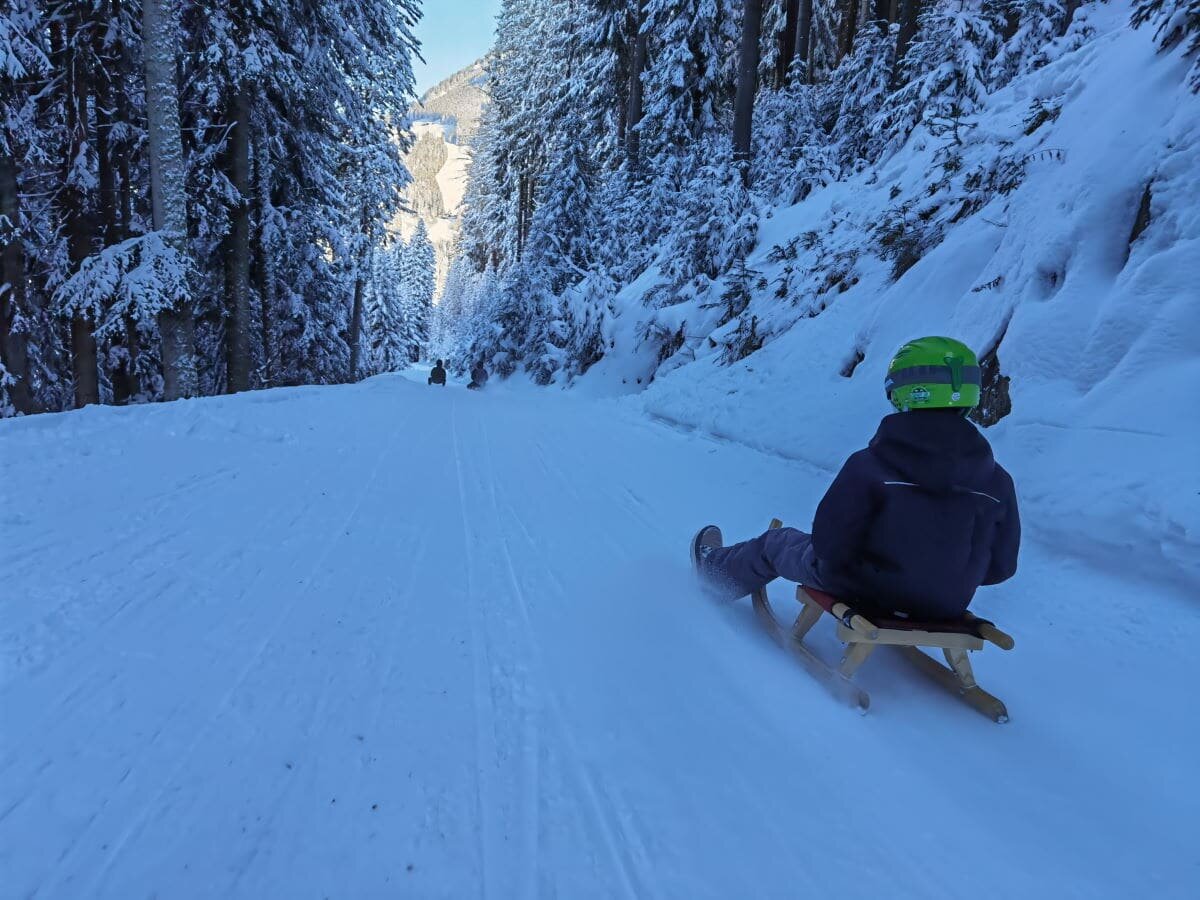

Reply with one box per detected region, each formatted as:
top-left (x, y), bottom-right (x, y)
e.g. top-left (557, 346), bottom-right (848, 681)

top-left (2, 375), bottom-right (1196, 898)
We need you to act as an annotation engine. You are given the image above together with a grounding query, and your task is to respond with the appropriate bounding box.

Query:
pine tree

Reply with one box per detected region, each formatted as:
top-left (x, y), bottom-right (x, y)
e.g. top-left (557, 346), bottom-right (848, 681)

top-left (872, 0), bottom-right (1004, 155)
top-left (641, 0), bottom-right (742, 158)
top-left (821, 20), bottom-right (897, 170)
top-left (991, 0), bottom-right (1069, 87)
top-left (525, 128), bottom-right (596, 296)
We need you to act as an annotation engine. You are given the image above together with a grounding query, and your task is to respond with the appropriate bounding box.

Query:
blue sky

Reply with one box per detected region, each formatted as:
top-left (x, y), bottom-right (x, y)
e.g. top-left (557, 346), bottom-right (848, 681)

top-left (412, 0), bottom-right (503, 96)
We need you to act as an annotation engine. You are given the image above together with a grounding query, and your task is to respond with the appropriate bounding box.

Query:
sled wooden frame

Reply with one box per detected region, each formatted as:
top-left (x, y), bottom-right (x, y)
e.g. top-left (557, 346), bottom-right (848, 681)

top-left (751, 519), bottom-right (1014, 722)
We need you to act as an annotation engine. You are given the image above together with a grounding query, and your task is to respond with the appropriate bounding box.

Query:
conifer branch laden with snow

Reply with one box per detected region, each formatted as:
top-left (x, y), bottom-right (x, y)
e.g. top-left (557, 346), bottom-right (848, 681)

top-left (1133, 0), bottom-right (1200, 90)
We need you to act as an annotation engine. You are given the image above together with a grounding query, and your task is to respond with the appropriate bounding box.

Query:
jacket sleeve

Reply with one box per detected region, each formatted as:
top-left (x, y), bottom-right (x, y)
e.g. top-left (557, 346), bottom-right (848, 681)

top-left (982, 466), bottom-right (1021, 585)
top-left (812, 451), bottom-right (877, 568)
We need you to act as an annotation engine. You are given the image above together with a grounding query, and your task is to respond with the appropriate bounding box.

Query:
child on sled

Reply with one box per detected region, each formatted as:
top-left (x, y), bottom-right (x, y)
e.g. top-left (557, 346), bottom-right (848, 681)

top-left (692, 337), bottom-right (1020, 622)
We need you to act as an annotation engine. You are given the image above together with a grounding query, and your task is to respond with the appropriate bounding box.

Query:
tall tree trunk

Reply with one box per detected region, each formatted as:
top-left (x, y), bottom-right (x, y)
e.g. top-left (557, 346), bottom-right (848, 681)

top-left (796, 0), bottom-right (815, 81)
top-left (225, 85), bottom-right (253, 393)
top-left (113, 2), bottom-right (141, 401)
top-left (348, 256), bottom-right (365, 381)
top-left (874, 0), bottom-right (891, 22)
top-left (733, 0), bottom-right (764, 185)
top-left (94, 18), bottom-right (139, 406)
top-left (114, 9), bottom-right (133, 240)
top-left (255, 125), bottom-right (274, 388)
top-left (893, 0), bottom-right (922, 86)
top-left (777, 0), bottom-right (801, 85)
top-left (838, 0), bottom-right (861, 61)
top-left (625, 0), bottom-right (648, 174)
top-left (66, 10), bottom-right (99, 408)
top-left (144, 0), bottom-right (197, 400)
top-left (1, 151), bottom-right (34, 414)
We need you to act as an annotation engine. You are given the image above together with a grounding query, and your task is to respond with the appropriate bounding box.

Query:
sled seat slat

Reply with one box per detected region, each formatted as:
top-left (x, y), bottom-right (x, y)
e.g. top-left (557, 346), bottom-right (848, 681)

top-left (799, 586), bottom-right (1014, 651)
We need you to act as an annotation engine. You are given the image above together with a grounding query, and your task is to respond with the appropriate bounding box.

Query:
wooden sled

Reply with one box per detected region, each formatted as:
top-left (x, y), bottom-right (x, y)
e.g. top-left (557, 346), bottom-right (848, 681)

top-left (751, 519), bottom-right (1015, 722)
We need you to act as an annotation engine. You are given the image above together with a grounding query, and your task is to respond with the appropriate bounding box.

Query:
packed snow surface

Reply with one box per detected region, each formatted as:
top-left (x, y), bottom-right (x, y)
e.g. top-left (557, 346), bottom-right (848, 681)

top-left (2, 374), bottom-right (1197, 898)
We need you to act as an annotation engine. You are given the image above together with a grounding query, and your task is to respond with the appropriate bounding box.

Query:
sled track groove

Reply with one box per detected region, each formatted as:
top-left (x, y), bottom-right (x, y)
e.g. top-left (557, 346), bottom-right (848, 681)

top-left (488, 423), bottom-right (650, 900)
top-left (451, 402), bottom-right (499, 899)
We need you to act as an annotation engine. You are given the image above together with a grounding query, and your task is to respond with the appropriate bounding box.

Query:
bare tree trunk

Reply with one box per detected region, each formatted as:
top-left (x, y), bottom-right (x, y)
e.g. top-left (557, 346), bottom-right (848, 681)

top-left (893, 0), bottom-right (922, 85)
top-left (733, 0), bottom-right (764, 185)
top-left (796, 0), bottom-right (815, 81)
top-left (225, 85), bottom-right (252, 393)
top-left (144, 0), bottom-right (197, 400)
top-left (111, 3), bottom-right (141, 402)
top-left (94, 19), bottom-right (140, 406)
top-left (1, 151), bottom-right (34, 414)
top-left (626, 0), bottom-right (648, 174)
top-left (838, 0), bottom-right (861, 60)
top-left (777, 0), bottom-right (801, 85)
top-left (115, 14), bottom-right (133, 240)
top-left (348, 256), bottom-right (365, 381)
top-left (255, 124), bottom-right (274, 387)
top-left (64, 9), bottom-right (99, 408)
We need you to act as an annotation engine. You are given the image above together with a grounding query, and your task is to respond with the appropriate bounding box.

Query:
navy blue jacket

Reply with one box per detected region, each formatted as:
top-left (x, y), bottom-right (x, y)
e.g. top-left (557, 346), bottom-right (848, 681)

top-left (811, 410), bottom-right (1020, 620)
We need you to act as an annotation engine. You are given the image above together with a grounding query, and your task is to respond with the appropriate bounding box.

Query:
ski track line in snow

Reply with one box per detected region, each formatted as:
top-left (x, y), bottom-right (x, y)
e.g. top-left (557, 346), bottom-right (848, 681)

top-left (485, 422), bottom-right (650, 900)
top-left (0, 467), bottom-right (233, 686)
top-left (0, 471), bottom-right (249, 783)
top-left (17, 498), bottom-right (309, 890)
top-left (476, 418), bottom-right (542, 900)
top-left (70, 406), bottom-right (410, 898)
top-left (450, 400), bottom-right (499, 900)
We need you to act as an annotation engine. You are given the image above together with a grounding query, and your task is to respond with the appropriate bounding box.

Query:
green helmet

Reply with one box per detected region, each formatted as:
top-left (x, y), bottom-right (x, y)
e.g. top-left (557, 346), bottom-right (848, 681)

top-left (885, 336), bottom-right (981, 412)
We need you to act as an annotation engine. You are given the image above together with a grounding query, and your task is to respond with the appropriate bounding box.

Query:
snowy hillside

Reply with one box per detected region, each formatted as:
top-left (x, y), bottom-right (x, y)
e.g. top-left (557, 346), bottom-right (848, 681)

top-left (2, 374), bottom-right (1197, 897)
top-left (595, 4), bottom-right (1200, 595)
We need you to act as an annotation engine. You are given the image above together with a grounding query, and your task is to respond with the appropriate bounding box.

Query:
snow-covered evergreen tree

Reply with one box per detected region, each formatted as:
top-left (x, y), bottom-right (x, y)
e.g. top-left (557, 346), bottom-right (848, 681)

top-left (821, 20), bottom-right (898, 171)
top-left (525, 129), bottom-right (596, 296)
top-left (991, 0), bottom-right (1070, 87)
top-left (399, 222), bottom-right (436, 364)
top-left (872, 0), bottom-right (1005, 154)
top-left (640, 0), bottom-right (742, 158)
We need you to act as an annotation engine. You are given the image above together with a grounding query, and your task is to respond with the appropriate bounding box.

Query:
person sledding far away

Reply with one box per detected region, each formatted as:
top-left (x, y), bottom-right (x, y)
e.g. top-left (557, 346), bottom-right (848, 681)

top-left (691, 337), bottom-right (1020, 622)
top-left (428, 359), bottom-right (447, 386)
top-left (467, 361), bottom-right (489, 391)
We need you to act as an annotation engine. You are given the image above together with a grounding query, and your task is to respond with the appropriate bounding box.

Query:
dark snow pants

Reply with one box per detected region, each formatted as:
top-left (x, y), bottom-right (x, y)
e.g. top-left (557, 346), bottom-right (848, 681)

top-left (702, 527), bottom-right (828, 599)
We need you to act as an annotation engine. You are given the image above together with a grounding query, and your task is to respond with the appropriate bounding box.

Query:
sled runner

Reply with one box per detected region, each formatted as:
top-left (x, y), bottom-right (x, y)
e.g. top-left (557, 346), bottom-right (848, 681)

top-left (751, 519), bottom-right (1014, 722)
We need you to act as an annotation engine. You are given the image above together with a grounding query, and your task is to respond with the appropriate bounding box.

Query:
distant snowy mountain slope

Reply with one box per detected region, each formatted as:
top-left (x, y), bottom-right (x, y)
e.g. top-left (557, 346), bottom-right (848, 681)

top-left (584, 5), bottom-right (1198, 592)
top-left (412, 60), bottom-right (488, 144)
top-left (394, 60), bottom-right (487, 295)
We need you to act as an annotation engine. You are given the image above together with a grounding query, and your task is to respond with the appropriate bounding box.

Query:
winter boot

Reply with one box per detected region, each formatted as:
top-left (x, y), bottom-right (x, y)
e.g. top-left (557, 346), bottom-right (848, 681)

top-left (690, 525), bottom-right (723, 575)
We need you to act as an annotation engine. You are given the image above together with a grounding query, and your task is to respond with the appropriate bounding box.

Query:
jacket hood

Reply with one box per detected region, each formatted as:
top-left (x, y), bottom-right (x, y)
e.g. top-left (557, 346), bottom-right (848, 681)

top-left (869, 410), bottom-right (997, 493)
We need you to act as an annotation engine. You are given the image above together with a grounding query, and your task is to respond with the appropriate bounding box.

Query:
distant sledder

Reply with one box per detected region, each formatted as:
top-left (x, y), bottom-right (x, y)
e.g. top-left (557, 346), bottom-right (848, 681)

top-left (691, 337), bottom-right (1021, 721)
top-left (467, 361), bottom-right (489, 391)
top-left (428, 359), bottom-right (448, 386)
